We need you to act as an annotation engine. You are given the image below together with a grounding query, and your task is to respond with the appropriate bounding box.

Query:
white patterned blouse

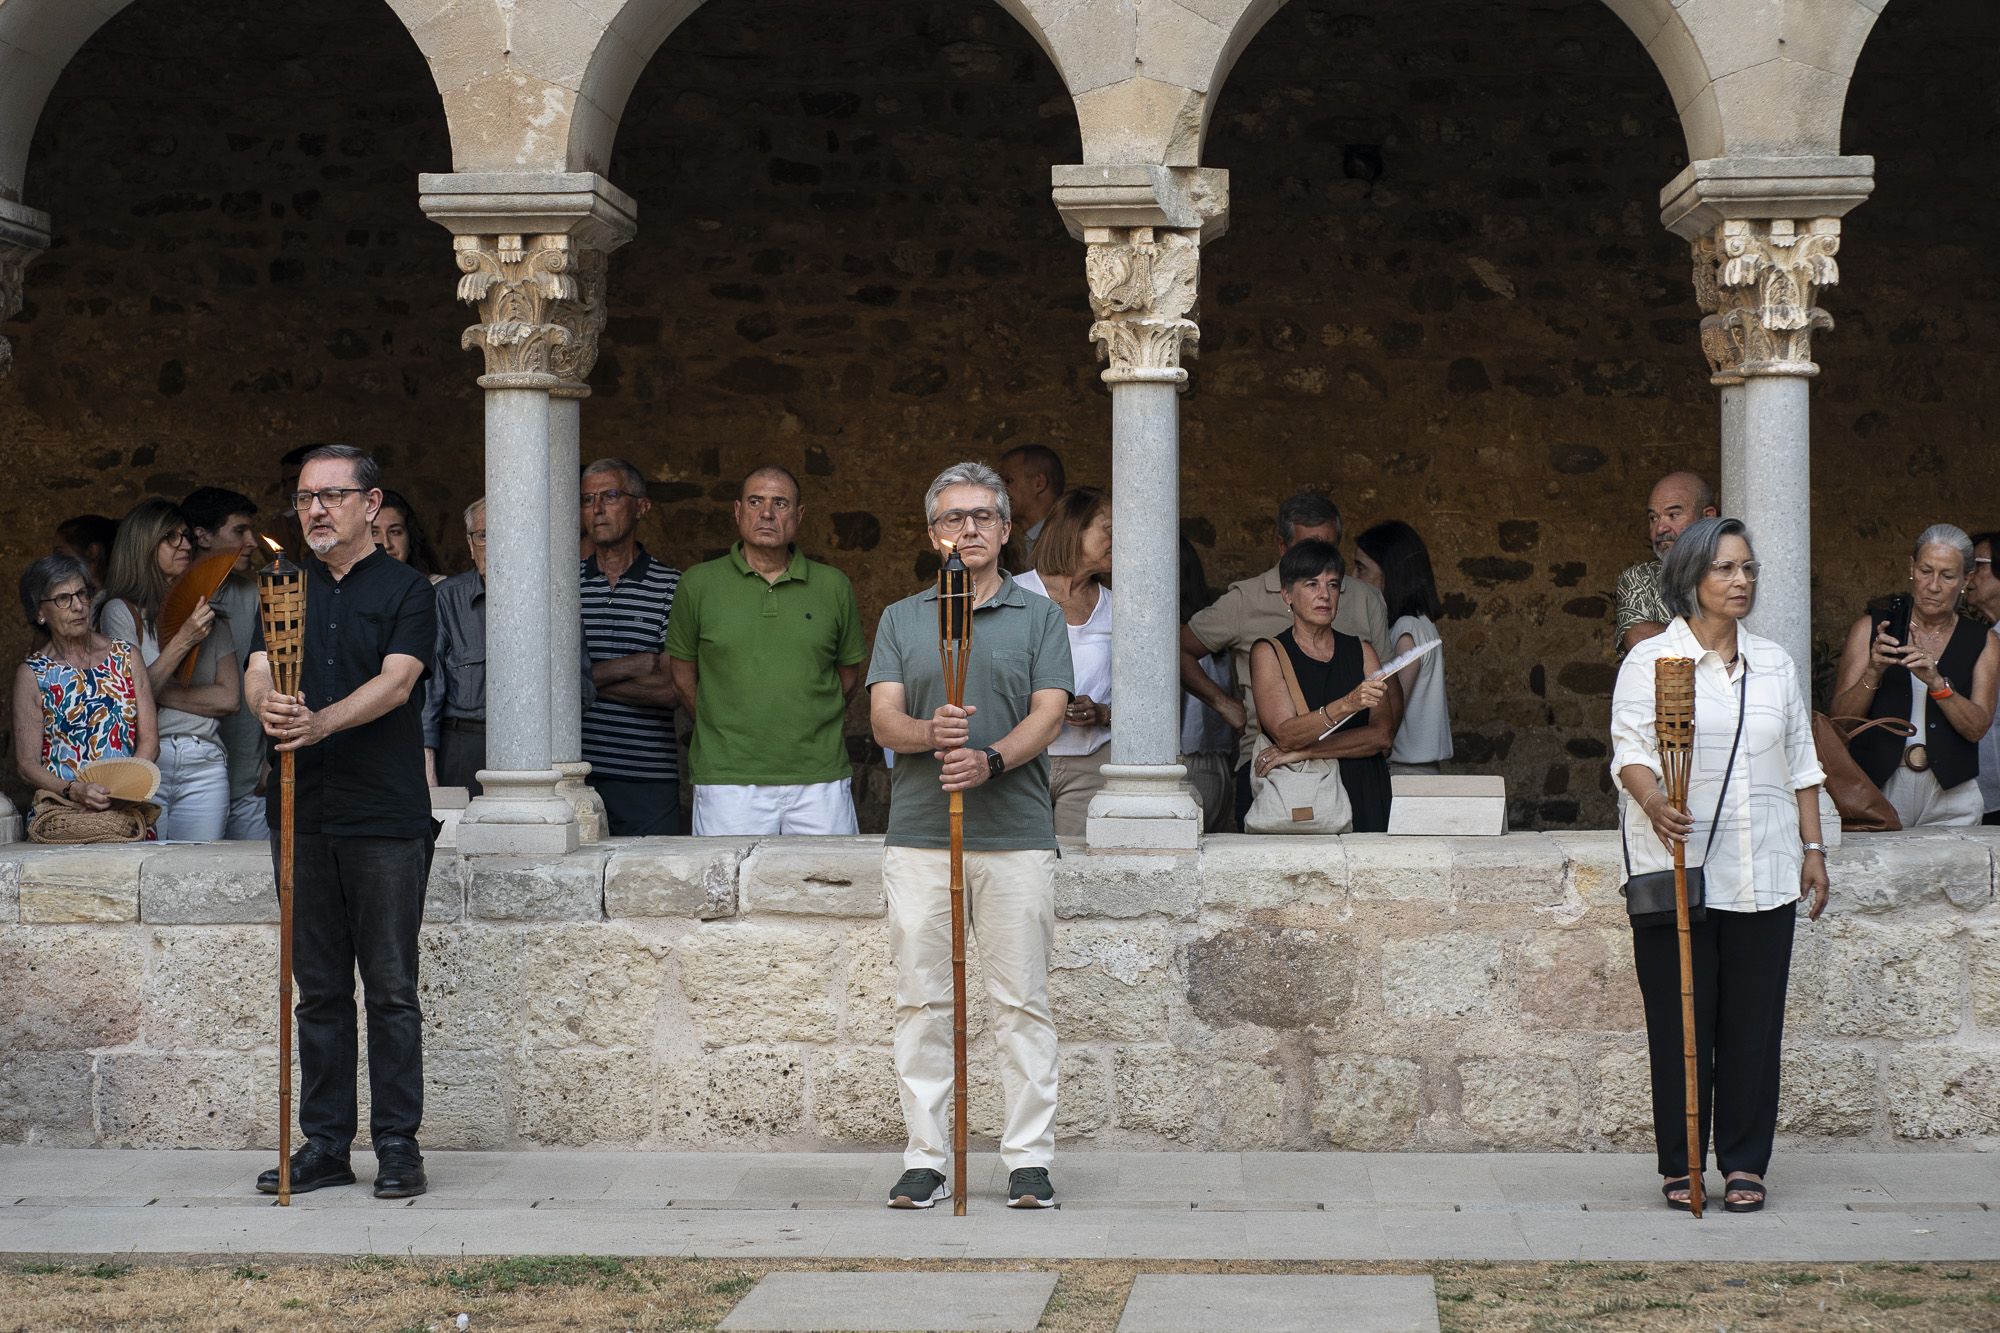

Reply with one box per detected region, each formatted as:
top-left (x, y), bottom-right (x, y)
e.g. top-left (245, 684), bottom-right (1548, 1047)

top-left (1611, 617), bottom-right (1827, 914)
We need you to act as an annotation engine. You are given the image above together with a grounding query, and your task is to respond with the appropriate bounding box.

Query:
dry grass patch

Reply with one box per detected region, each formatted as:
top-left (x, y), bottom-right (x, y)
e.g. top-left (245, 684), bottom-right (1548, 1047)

top-left (0, 1256), bottom-right (1994, 1331)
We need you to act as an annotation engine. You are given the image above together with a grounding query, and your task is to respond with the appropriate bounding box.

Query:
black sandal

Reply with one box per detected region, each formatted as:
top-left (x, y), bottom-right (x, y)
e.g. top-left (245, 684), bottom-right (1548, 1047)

top-left (1723, 1178), bottom-right (1766, 1213)
top-left (1662, 1177), bottom-right (1693, 1211)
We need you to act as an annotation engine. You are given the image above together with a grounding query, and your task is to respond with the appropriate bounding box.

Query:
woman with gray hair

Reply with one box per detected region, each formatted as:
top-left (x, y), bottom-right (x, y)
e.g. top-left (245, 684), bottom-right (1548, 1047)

top-left (12, 554), bottom-right (159, 823)
top-left (1611, 516), bottom-right (1828, 1214)
top-left (1831, 523), bottom-right (2000, 828)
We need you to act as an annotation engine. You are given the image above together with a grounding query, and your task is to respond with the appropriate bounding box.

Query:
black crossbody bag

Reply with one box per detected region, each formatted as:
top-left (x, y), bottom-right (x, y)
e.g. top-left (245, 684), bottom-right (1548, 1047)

top-left (1620, 666), bottom-right (1747, 929)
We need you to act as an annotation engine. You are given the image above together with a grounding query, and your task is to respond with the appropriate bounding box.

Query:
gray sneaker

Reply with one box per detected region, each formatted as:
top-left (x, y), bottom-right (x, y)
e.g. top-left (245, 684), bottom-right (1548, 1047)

top-left (888, 1167), bottom-right (948, 1209)
top-left (1006, 1167), bottom-right (1055, 1209)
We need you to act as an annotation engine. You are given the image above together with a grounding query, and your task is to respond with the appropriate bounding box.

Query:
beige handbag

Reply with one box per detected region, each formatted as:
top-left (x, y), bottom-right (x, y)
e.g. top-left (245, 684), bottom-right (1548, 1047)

top-left (1244, 637), bottom-right (1354, 834)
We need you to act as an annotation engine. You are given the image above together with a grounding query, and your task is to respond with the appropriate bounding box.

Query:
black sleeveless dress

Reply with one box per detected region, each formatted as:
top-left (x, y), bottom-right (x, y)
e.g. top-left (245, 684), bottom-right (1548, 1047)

top-left (1277, 627), bottom-right (1393, 833)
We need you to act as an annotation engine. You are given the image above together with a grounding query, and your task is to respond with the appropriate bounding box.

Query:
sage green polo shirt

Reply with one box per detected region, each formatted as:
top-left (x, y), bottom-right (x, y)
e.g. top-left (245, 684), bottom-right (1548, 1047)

top-left (866, 574), bottom-right (1074, 851)
top-left (664, 543), bottom-right (865, 786)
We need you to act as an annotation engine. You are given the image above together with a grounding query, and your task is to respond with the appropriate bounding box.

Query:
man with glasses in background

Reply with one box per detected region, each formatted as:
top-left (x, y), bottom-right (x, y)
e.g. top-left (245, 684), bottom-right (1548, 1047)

top-left (245, 444), bottom-right (436, 1200)
top-left (578, 458), bottom-right (683, 835)
top-left (867, 461), bottom-right (1073, 1212)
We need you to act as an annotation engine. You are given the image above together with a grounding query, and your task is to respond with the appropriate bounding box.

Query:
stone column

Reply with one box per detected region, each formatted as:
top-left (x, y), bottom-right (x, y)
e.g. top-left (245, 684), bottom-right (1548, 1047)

top-left (1690, 218), bottom-right (1842, 694)
top-left (0, 199), bottom-right (52, 842)
top-left (1053, 166), bottom-right (1227, 850)
top-left (1663, 157), bottom-right (1872, 699)
top-left (420, 174), bottom-right (636, 853)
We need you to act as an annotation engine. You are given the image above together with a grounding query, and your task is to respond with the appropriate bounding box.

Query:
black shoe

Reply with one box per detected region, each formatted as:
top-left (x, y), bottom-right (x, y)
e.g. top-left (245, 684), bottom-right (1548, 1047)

top-left (373, 1140), bottom-right (427, 1199)
top-left (887, 1168), bottom-right (948, 1209)
top-left (255, 1144), bottom-right (356, 1195)
top-left (1006, 1167), bottom-right (1055, 1209)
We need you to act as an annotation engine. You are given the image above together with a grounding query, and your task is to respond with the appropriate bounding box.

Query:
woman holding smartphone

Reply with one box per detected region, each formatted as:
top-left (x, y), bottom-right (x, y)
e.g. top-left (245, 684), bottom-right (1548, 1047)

top-left (1831, 524), bottom-right (1999, 827)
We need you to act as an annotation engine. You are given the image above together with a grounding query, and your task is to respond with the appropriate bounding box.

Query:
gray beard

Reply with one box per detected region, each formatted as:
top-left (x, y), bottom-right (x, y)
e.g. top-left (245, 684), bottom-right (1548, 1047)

top-left (305, 531), bottom-right (338, 555)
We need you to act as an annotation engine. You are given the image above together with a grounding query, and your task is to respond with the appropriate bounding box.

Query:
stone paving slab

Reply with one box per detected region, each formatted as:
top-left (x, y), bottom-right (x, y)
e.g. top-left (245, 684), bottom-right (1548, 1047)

top-left (1116, 1275), bottom-right (1440, 1333)
top-left (719, 1272), bottom-right (1058, 1332)
top-left (1, 1149), bottom-right (1996, 1262)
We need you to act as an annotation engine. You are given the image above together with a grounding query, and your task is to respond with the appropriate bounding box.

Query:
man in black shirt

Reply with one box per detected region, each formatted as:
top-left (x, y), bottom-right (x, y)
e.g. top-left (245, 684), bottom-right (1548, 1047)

top-left (246, 444), bottom-right (436, 1200)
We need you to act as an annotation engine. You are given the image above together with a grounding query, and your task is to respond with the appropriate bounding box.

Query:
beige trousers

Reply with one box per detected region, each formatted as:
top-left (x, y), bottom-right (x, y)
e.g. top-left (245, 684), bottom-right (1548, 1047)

top-left (1883, 767), bottom-right (1984, 829)
top-left (1048, 748), bottom-right (1110, 838)
top-left (883, 845), bottom-right (1058, 1172)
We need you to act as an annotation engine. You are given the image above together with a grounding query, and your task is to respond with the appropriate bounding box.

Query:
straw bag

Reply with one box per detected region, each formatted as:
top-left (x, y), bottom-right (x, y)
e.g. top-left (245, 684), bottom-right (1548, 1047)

top-left (28, 790), bottom-right (158, 844)
top-left (1244, 637), bottom-right (1353, 835)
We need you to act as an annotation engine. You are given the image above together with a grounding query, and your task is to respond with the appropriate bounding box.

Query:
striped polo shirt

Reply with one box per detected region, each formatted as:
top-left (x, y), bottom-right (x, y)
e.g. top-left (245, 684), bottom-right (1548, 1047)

top-left (580, 547), bottom-right (681, 782)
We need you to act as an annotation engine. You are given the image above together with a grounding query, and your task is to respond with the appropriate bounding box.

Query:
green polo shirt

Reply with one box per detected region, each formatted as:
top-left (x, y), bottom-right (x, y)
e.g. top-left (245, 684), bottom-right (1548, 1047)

top-left (664, 543), bottom-right (865, 786)
top-left (866, 574), bottom-right (1074, 851)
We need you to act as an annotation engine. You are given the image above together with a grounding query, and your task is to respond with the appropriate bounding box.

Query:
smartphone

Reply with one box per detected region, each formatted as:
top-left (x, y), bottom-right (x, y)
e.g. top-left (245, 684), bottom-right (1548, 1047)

top-left (1871, 593), bottom-right (1913, 646)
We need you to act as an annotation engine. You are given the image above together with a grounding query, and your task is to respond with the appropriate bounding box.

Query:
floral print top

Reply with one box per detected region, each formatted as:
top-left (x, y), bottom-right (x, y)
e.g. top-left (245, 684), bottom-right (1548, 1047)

top-left (29, 640), bottom-right (141, 780)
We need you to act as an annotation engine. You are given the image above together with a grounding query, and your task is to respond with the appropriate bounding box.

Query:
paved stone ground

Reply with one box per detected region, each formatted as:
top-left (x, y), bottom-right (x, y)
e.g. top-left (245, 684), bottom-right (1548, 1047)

top-left (719, 1272), bottom-right (1061, 1331)
top-left (1116, 1274), bottom-right (1440, 1332)
top-left (1, 1150), bottom-right (1996, 1262)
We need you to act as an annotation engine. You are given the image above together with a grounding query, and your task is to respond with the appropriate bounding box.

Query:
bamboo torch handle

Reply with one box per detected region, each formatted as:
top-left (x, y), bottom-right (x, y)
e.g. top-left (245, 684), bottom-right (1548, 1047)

top-left (277, 749), bottom-right (296, 1206)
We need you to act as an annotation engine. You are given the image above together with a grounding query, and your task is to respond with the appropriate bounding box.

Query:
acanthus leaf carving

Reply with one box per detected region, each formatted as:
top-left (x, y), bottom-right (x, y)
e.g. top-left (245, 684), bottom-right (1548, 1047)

top-left (1084, 227), bottom-right (1201, 380)
top-left (453, 233), bottom-right (579, 381)
top-left (1703, 218), bottom-right (1841, 377)
top-left (547, 245), bottom-right (608, 391)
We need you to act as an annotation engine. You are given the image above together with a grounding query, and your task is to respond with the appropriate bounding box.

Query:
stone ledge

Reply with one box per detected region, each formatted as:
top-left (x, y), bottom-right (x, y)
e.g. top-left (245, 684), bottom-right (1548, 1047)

top-left (605, 839), bottom-right (748, 919)
top-left (467, 849), bottom-right (612, 921)
top-left (740, 837), bottom-right (883, 917)
top-left (10, 845), bottom-right (153, 923)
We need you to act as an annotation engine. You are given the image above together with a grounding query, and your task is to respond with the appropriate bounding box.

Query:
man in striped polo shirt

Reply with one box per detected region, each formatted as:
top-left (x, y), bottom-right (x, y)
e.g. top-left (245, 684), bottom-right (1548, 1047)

top-left (579, 458), bottom-right (683, 835)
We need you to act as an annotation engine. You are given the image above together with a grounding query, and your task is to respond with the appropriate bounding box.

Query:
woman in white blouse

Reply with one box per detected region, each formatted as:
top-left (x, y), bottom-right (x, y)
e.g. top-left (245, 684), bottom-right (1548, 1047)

top-left (1016, 487), bottom-right (1111, 837)
top-left (1611, 517), bottom-right (1828, 1216)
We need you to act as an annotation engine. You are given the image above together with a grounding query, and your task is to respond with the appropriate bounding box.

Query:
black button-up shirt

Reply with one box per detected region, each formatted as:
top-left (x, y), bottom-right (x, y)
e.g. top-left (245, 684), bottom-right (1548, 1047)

top-left (254, 548), bottom-right (436, 838)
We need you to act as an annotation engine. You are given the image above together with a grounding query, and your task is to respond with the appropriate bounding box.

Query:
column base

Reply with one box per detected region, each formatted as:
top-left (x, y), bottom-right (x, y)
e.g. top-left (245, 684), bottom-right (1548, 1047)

top-left (554, 761), bottom-right (606, 844)
top-left (0, 792), bottom-right (20, 844)
top-left (1085, 763), bottom-right (1202, 850)
top-left (458, 769), bottom-right (580, 854)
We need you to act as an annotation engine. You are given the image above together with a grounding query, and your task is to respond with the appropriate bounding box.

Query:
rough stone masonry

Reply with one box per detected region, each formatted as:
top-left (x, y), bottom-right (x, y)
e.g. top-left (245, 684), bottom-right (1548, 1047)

top-left (3, 830), bottom-right (1995, 1153)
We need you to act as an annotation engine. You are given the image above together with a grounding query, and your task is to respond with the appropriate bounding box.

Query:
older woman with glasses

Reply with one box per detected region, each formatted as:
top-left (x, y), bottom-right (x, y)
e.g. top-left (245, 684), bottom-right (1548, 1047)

top-left (1831, 523), bottom-right (1999, 828)
top-left (1612, 516), bottom-right (1827, 1215)
top-left (97, 498), bottom-right (241, 840)
top-left (13, 553), bottom-right (158, 822)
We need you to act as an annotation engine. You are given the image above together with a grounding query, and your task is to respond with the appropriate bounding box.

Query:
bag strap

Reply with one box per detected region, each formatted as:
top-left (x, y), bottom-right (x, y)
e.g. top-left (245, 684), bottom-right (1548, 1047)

top-left (1258, 636), bottom-right (1313, 725)
top-left (1623, 663), bottom-right (1749, 876)
top-left (1824, 713), bottom-right (1917, 741)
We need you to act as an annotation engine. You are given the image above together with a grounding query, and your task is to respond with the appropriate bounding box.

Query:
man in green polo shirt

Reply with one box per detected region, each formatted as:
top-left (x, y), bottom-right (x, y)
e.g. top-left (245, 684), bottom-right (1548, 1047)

top-left (868, 460), bottom-right (1073, 1213)
top-left (665, 466), bottom-right (866, 834)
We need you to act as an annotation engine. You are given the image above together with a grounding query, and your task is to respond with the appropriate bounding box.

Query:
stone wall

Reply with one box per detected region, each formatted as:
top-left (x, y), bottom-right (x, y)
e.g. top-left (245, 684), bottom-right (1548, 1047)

top-left (3, 829), bottom-right (1995, 1153)
top-left (2, 0), bottom-right (1998, 832)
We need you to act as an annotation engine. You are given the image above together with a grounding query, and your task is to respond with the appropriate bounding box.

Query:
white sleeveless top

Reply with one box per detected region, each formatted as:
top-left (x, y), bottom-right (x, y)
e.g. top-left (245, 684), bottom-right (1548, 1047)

top-left (1387, 614), bottom-right (1452, 766)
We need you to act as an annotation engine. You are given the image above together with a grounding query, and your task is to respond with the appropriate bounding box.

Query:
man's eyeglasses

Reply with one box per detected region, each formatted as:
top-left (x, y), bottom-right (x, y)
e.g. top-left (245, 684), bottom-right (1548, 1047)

top-left (1707, 560), bottom-right (1761, 582)
top-left (581, 490), bottom-right (636, 509)
top-left (39, 590), bottom-right (90, 611)
top-left (292, 487), bottom-right (363, 512)
top-left (930, 508), bottom-right (1004, 534)
top-left (467, 530), bottom-right (488, 546)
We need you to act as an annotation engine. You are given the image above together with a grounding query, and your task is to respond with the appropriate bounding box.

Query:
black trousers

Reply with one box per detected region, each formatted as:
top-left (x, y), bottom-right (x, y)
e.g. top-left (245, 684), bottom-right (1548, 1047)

top-left (1233, 762), bottom-right (1253, 828)
top-left (1631, 901), bottom-right (1796, 1179)
top-left (436, 721), bottom-right (485, 796)
top-left (277, 833), bottom-right (430, 1155)
top-left (589, 775), bottom-right (681, 836)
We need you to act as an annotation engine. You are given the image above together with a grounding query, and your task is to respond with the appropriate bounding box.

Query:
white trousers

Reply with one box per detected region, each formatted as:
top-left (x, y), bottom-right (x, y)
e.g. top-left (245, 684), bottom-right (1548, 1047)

top-left (883, 845), bottom-right (1058, 1173)
top-left (155, 736), bottom-right (230, 842)
top-left (692, 778), bottom-right (858, 836)
top-left (1884, 767), bottom-right (1985, 829)
top-left (225, 789), bottom-right (269, 841)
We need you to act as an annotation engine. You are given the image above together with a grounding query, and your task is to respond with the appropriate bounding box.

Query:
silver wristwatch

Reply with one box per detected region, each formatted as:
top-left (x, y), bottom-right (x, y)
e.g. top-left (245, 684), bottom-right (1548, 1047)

top-left (1801, 841), bottom-right (1828, 856)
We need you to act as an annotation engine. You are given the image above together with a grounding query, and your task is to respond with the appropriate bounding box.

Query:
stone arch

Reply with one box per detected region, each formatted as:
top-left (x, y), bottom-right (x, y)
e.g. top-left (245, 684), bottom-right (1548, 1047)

top-left (0, 0), bottom-right (449, 203)
top-left (565, 0), bottom-right (1083, 175)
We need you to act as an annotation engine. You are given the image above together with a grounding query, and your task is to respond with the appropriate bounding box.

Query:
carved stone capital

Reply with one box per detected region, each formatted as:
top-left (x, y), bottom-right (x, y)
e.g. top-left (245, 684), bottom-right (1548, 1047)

top-left (453, 233), bottom-right (578, 384)
top-left (1084, 226), bottom-right (1200, 384)
top-left (1695, 218), bottom-right (1841, 380)
top-left (547, 245), bottom-right (608, 394)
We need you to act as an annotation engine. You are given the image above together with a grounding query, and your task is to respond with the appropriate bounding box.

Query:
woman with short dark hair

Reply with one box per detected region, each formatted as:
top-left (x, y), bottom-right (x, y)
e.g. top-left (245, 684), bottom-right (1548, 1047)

top-left (1830, 523), bottom-right (1999, 827)
top-left (12, 554), bottom-right (158, 823)
top-left (1612, 516), bottom-right (1827, 1214)
top-left (1246, 539), bottom-right (1399, 832)
top-left (1354, 520), bottom-right (1452, 776)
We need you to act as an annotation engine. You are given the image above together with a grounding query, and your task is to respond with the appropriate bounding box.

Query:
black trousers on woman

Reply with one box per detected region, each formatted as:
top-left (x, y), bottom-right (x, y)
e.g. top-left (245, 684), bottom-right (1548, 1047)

top-left (1631, 901), bottom-right (1796, 1180)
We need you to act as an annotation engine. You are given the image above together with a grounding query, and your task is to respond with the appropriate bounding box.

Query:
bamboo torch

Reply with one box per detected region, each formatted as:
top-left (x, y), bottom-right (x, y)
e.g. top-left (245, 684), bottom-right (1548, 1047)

top-left (257, 539), bottom-right (306, 1206)
top-left (1655, 656), bottom-right (1703, 1219)
top-left (936, 540), bottom-right (974, 1217)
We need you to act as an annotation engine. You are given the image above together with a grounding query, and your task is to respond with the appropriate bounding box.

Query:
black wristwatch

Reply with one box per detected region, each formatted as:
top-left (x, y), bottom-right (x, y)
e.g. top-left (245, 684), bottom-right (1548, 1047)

top-left (984, 747), bottom-right (1006, 779)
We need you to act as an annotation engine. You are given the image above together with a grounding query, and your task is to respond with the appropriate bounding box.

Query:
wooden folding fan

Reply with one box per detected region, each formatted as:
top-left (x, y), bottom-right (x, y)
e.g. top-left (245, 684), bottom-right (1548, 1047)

top-left (77, 756), bottom-right (161, 805)
top-left (159, 550), bottom-right (241, 683)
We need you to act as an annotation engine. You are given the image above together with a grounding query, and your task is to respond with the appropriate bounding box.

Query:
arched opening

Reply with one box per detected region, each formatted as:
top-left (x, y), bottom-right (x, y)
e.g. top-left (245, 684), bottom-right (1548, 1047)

top-left (593, 0), bottom-right (1082, 830)
top-left (0, 0), bottom-right (456, 791)
top-left (1199, 0), bottom-right (1701, 829)
top-left (1828, 0), bottom-right (2000, 650)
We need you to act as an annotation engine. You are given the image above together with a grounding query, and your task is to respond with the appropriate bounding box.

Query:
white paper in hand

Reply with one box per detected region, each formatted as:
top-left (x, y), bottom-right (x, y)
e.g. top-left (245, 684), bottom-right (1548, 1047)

top-left (1314, 637), bottom-right (1441, 741)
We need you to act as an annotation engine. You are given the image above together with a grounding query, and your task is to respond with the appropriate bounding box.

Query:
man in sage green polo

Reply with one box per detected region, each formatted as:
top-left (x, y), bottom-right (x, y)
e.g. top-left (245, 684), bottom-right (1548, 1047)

top-left (868, 460), bottom-right (1072, 1213)
top-left (665, 466), bottom-right (866, 835)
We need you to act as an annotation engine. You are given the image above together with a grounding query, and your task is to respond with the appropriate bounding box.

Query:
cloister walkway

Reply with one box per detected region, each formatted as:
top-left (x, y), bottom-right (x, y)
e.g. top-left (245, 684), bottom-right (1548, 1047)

top-left (3, 1148), bottom-right (1997, 1263)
